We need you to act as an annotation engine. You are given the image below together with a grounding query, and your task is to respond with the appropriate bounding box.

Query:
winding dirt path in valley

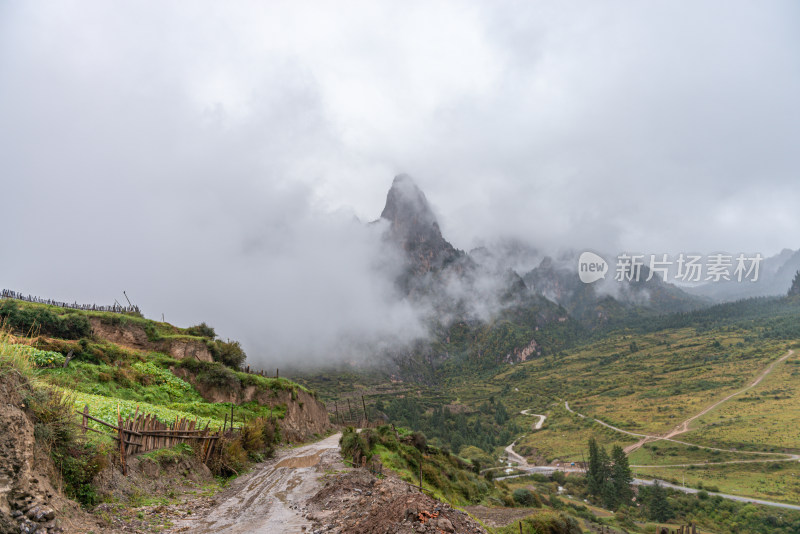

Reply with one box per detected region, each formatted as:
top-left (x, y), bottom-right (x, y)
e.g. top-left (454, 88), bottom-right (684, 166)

top-left (502, 350), bottom-right (800, 510)
top-left (171, 433), bottom-right (343, 534)
top-left (562, 349), bottom-right (798, 464)
top-left (520, 409), bottom-right (546, 430)
top-left (503, 410), bottom-right (547, 469)
top-left (624, 349), bottom-right (795, 453)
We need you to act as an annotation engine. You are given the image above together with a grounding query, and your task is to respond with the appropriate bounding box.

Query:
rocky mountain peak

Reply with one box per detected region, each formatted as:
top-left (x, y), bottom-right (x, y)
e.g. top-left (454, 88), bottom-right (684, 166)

top-left (379, 174), bottom-right (459, 277)
top-left (380, 174), bottom-right (439, 230)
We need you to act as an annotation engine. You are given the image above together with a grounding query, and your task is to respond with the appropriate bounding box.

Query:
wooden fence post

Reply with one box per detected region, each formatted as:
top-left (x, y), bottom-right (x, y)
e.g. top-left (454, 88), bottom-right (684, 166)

top-left (361, 395), bottom-right (368, 423)
top-left (117, 410), bottom-right (127, 476)
top-left (82, 405), bottom-right (89, 435)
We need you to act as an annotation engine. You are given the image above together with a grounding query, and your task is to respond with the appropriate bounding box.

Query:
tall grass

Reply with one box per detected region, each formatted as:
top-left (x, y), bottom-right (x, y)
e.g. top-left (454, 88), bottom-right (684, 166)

top-left (0, 328), bottom-right (39, 382)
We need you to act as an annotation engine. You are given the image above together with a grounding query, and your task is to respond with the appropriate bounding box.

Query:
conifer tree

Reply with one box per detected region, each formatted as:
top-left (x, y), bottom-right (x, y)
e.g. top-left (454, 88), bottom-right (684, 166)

top-left (610, 445), bottom-right (633, 507)
top-left (647, 481), bottom-right (673, 522)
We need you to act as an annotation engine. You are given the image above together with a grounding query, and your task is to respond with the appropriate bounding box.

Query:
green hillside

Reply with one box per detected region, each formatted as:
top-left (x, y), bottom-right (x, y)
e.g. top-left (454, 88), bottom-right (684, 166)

top-left (0, 298), bottom-right (308, 442)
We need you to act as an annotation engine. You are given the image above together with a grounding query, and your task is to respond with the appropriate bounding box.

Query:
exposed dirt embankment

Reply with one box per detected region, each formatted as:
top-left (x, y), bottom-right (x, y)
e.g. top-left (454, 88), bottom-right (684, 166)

top-left (172, 368), bottom-right (331, 442)
top-left (89, 318), bottom-right (213, 362)
top-left (0, 374), bottom-right (107, 534)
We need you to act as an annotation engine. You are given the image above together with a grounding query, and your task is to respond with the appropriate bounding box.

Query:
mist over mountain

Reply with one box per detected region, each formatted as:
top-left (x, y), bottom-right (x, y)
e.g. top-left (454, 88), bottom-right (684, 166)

top-left (682, 248), bottom-right (800, 302)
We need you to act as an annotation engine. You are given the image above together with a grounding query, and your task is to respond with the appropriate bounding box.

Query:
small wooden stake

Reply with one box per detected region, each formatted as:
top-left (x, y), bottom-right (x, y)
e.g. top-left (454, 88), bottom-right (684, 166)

top-left (361, 395), bottom-right (369, 423)
top-left (117, 409), bottom-right (127, 476)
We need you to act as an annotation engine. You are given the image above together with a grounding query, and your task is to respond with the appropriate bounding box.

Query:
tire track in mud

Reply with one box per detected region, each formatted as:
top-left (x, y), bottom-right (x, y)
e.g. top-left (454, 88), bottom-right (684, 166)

top-left (170, 433), bottom-right (343, 534)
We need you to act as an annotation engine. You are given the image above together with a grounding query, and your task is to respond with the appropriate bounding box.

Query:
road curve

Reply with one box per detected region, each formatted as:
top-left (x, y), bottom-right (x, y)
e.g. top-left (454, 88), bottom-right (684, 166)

top-left (520, 409), bottom-right (547, 430)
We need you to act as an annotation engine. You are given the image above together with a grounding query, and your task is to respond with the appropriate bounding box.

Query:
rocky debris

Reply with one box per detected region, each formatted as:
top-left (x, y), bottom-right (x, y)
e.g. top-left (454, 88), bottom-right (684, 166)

top-left (8, 494), bottom-right (62, 534)
top-left (0, 374), bottom-right (61, 534)
top-left (92, 497), bottom-right (216, 533)
top-left (305, 469), bottom-right (487, 534)
top-left (0, 372), bottom-right (109, 534)
top-left (91, 453), bottom-right (214, 504)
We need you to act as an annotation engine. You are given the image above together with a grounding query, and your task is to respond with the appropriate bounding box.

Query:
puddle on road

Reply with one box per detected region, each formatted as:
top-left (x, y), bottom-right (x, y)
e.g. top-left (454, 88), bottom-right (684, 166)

top-left (276, 450), bottom-right (323, 468)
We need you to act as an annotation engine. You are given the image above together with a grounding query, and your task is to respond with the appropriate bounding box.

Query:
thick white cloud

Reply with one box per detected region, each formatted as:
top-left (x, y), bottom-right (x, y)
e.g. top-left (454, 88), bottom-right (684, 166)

top-left (1, 1), bottom-right (798, 364)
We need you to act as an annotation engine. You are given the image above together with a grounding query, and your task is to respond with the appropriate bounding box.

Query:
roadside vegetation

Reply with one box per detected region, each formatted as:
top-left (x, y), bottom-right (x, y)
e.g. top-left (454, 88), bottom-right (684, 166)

top-left (0, 299), bottom-right (310, 517)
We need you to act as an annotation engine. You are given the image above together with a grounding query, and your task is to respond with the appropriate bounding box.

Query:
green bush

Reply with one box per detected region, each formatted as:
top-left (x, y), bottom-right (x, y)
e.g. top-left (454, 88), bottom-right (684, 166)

top-left (409, 431), bottom-right (427, 451)
top-left (19, 345), bottom-right (66, 367)
top-left (179, 359), bottom-right (241, 390)
top-left (513, 488), bottom-right (537, 506)
top-left (186, 322), bottom-right (216, 339)
top-left (340, 427), bottom-right (372, 465)
top-left (208, 339), bottom-right (247, 370)
top-left (0, 300), bottom-right (90, 339)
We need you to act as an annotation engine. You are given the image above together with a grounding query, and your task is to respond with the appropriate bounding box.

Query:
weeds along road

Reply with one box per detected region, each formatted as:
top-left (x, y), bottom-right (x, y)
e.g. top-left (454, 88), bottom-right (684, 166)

top-left (171, 433), bottom-right (344, 534)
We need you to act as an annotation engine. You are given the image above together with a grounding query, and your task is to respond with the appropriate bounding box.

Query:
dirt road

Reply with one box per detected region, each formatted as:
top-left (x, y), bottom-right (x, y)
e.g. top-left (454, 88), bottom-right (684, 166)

top-left (520, 409), bottom-right (546, 430)
top-left (171, 433), bottom-right (343, 533)
top-left (624, 349), bottom-right (795, 453)
top-left (503, 410), bottom-right (548, 469)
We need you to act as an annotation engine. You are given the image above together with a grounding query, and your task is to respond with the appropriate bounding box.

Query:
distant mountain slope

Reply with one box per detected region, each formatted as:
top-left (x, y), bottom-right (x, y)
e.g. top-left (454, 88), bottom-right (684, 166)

top-left (683, 248), bottom-right (800, 302)
top-left (522, 254), bottom-right (707, 325)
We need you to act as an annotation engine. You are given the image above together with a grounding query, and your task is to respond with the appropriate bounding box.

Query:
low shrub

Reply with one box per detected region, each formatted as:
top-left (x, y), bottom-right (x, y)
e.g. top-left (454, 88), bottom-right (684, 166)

top-left (185, 322), bottom-right (216, 339)
top-left (207, 417), bottom-right (280, 477)
top-left (513, 488), bottom-right (538, 507)
top-left (19, 346), bottom-right (66, 368)
top-left (0, 300), bottom-right (91, 339)
top-left (340, 427), bottom-right (372, 465)
top-left (208, 339), bottom-right (246, 370)
top-left (26, 386), bottom-right (111, 506)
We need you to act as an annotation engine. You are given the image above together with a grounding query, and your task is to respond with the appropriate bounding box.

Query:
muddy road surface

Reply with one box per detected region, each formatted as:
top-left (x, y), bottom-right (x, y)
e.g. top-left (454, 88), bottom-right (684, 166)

top-left (171, 433), bottom-right (343, 533)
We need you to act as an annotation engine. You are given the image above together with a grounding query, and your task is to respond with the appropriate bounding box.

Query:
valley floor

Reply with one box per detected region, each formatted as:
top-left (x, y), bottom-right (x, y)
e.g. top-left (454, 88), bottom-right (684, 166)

top-left (499, 348), bottom-right (800, 510)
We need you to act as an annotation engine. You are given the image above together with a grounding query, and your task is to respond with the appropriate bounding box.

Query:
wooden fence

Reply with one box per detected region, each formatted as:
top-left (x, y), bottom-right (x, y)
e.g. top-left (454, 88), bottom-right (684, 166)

top-left (2, 289), bottom-right (141, 315)
top-left (329, 395), bottom-right (379, 428)
top-left (78, 405), bottom-right (239, 476)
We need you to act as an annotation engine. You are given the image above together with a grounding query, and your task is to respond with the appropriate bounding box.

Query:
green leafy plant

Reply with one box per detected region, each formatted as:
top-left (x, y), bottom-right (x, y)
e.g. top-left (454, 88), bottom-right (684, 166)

top-left (132, 361), bottom-right (192, 397)
top-left (18, 345), bottom-right (66, 367)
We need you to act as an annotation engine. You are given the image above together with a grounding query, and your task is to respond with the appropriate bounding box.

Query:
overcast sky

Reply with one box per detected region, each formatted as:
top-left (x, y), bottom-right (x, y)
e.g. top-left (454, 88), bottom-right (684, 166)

top-left (2, 1), bottom-right (799, 364)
